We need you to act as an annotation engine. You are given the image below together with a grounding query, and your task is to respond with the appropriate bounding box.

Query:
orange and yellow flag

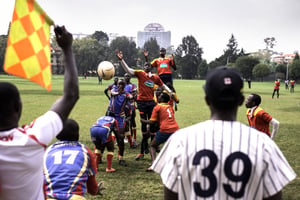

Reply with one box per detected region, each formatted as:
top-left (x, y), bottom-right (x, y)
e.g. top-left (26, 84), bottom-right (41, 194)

top-left (4, 0), bottom-right (54, 91)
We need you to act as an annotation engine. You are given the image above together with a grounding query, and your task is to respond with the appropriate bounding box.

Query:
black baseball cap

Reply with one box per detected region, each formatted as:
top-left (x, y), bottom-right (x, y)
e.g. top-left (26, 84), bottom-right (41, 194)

top-left (205, 66), bottom-right (243, 108)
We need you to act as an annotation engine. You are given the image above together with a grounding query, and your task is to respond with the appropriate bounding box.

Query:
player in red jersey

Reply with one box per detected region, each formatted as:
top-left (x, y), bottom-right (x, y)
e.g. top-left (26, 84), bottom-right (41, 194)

top-left (141, 92), bottom-right (179, 171)
top-left (116, 50), bottom-right (172, 160)
top-left (144, 48), bottom-right (177, 86)
top-left (245, 93), bottom-right (279, 139)
top-left (272, 79), bottom-right (280, 99)
top-left (290, 79), bottom-right (295, 93)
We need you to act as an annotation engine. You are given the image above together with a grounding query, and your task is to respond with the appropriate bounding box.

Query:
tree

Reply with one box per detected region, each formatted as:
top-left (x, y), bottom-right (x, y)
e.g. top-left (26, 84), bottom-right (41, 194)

top-left (253, 63), bottom-right (270, 81)
top-left (209, 34), bottom-right (245, 67)
top-left (208, 60), bottom-right (223, 70)
top-left (289, 53), bottom-right (300, 80)
top-left (0, 23), bottom-right (10, 73)
top-left (264, 37), bottom-right (276, 49)
top-left (143, 38), bottom-right (160, 63)
top-left (72, 37), bottom-right (109, 75)
top-left (198, 59), bottom-right (208, 78)
top-left (109, 36), bottom-right (137, 76)
top-left (235, 56), bottom-right (260, 79)
top-left (91, 31), bottom-right (109, 45)
top-left (275, 63), bottom-right (287, 74)
top-left (0, 35), bottom-right (8, 73)
top-left (223, 34), bottom-right (240, 64)
top-left (175, 35), bottom-right (203, 79)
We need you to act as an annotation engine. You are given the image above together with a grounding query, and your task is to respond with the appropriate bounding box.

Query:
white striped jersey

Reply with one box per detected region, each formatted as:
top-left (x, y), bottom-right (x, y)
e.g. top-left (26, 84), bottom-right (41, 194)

top-left (151, 120), bottom-right (296, 200)
top-left (0, 111), bottom-right (63, 200)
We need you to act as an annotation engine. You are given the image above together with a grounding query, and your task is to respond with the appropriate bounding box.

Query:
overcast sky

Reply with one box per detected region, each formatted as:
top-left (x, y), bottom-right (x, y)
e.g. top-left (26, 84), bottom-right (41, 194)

top-left (1, 0), bottom-right (300, 61)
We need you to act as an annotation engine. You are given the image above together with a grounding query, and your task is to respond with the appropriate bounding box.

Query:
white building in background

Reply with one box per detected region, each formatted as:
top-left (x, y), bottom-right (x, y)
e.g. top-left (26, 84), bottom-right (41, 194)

top-left (108, 33), bottom-right (136, 43)
top-left (271, 53), bottom-right (297, 64)
top-left (137, 23), bottom-right (171, 49)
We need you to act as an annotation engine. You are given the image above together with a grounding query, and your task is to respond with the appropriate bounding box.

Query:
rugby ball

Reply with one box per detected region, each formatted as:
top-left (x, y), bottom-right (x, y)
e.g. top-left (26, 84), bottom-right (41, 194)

top-left (97, 61), bottom-right (115, 80)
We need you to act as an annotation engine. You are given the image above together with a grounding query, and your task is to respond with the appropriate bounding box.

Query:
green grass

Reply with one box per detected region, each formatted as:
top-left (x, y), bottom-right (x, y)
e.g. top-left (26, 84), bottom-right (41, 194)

top-left (1, 75), bottom-right (299, 199)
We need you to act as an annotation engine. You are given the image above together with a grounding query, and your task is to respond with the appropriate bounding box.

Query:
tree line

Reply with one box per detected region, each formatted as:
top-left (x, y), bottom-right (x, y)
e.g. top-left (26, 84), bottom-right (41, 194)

top-left (1, 30), bottom-right (300, 80)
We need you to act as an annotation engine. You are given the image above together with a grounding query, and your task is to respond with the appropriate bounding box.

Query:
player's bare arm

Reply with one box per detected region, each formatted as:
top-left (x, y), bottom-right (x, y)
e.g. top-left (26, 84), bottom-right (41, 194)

top-left (116, 50), bottom-right (135, 75)
top-left (140, 118), bottom-right (155, 125)
top-left (263, 191), bottom-right (282, 200)
top-left (143, 49), bottom-right (149, 62)
top-left (171, 54), bottom-right (177, 70)
top-left (164, 186), bottom-right (178, 200)
top-left (50, 25), bottom-right (79, 123)
top-left (161, 84), bottom-right (172, 94)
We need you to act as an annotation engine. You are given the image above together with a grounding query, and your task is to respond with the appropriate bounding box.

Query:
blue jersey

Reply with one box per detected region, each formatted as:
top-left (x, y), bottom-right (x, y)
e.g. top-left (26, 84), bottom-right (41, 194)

top-left (94, 116), bottom-right (116, 129)
top-left (124, 83), bottom-right (137, 94)
top-left (108, 92), bottom-right (131, 117)
top-left (44, 141), bottom-right (96, 199)
top-left (124, 83), bottom-right (137, 108)
top-left (90, 116), bottom-right (117, 144)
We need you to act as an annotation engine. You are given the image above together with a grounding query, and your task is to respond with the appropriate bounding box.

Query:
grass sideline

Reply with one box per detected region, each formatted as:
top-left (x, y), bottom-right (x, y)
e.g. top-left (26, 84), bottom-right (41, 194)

top-left (1, 75), bottom-right (299, 199)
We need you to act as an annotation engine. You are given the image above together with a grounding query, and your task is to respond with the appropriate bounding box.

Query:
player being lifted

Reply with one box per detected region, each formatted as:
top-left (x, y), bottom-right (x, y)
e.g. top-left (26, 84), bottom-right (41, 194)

top-left (116, 50), bottom-right (172, 160)
top-left (144, 48), bottom-right (177, 86)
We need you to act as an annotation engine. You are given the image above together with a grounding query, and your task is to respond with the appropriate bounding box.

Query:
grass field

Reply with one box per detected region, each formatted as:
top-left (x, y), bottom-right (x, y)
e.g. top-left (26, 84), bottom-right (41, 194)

top-left (1, 75), bottom-right (299, 199)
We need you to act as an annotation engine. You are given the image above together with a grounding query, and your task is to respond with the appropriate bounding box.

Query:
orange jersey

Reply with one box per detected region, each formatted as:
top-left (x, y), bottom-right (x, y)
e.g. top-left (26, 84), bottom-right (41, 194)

top-left (274, 81), bottom-right (280, 89)
top-left (150, 103), bottom-right (179, 133)
top-left (134, 70), bottom-right (164, 101)
top-left (151, 57), bottom-right (175, 75)
top-left (246, 106), bottom-right (273, 136)
top-left (290, 80), bottom-right (295, 86)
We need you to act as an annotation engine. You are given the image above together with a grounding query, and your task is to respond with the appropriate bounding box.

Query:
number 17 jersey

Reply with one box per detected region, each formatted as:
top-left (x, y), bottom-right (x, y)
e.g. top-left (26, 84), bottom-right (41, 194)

top-left (44, 141), bottom-right (96, 199)
top-left (151, 120), bottom-right (296, 199)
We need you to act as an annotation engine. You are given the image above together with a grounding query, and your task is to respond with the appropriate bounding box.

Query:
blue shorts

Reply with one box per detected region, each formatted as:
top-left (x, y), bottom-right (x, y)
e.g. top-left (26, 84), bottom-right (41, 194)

top-left (155, 130), bottom-right (174, 144)
top-left (115, 116), bottom-right (126, 129)
top-left (90, 126), bottom-right (109, 144)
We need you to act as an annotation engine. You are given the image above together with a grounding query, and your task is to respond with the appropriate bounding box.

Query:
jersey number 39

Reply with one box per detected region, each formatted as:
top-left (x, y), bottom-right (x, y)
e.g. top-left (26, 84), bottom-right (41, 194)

top-left (193, 150), bottom-right (252, 198)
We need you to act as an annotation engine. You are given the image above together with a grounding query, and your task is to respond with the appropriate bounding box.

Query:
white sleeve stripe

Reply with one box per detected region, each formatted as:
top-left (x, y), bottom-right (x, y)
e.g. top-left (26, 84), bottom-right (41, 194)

top-left (246, 132), bottom-right (259, 199)
top-left (218, 121), bottom-right (224, 200)
top-left (179, 177), bottom-right (188, 200)
top-left (266, 167), bottom-right (279, 192)
top-left (265, 147), bottom-right (294, 184)
top-left (186, 133), bottom-right (192, 192)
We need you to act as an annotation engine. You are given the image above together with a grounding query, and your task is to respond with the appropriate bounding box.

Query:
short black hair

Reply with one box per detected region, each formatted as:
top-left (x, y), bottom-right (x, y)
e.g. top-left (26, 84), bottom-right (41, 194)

top-left (118, 79), bottom-right (126, 86)
top-left (160, 92), bottom-right (170, 103)
top-left (56, 119), bottom-right (79, 141)
top-left (0, 82), bottom-right (21, 121)
top-left (250, 93), bottom-right (261, 106)
top-left (205, 66), bottom-right (244, 111)
top-left (124, 73), bottom-right (131, 78)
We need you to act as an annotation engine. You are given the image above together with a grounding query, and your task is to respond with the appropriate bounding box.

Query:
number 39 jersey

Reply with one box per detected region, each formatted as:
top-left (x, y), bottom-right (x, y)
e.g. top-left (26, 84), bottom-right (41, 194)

top-left (43, 141), bottom-right (96, 199)
top-left (151, 120), bottom-right (296, 200)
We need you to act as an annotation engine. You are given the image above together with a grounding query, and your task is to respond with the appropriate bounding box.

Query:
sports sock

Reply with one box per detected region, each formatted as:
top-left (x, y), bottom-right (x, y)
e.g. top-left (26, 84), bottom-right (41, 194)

top-left (106, 153), bottom-right (113, 169)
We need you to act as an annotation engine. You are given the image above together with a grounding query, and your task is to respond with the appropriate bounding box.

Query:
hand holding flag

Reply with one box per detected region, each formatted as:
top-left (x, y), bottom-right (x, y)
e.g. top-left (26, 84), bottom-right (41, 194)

top-left (4, 0), bottom-right (54, 91)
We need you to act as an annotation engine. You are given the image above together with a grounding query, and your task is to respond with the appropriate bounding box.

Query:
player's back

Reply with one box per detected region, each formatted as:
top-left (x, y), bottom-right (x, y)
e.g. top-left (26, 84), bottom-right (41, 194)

top-left (0, 129), bottom-right (46, 200)
top-left (44, 141), bottom-right (92, 198)
top-left (153, 120), bottom-right (296, 199)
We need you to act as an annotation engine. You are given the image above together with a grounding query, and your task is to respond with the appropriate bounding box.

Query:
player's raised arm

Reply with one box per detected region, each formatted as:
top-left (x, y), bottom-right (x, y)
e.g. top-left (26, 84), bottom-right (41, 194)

top-left (116, 50), bottom-right (135, 75)
top-left (171, 54), bottom-right (177, 71)
top-left (50, 26), bottom-right (79, 122)
top-left (143, 49), bottom-right (149, 62)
